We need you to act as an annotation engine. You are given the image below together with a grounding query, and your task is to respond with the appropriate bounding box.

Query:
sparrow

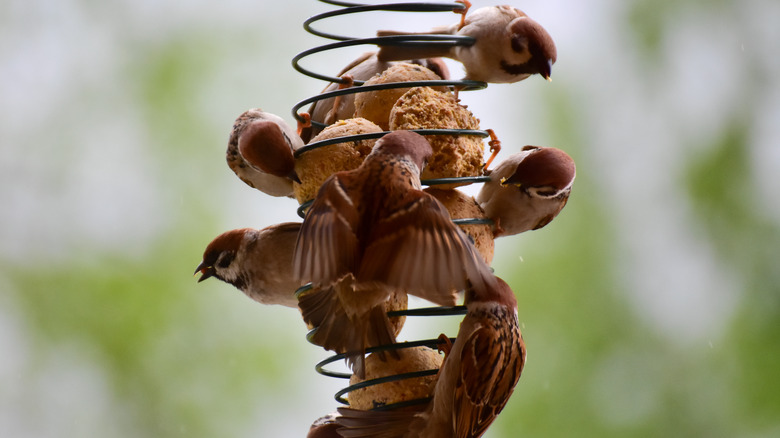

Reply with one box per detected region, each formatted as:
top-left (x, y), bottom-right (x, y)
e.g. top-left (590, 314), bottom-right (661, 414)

top-left (336, 275), bottom-right (526, 438)
top-left (477, 146), bottom-right (575, 237)
top-left (301, 52), bottom-right (450, 142)
top-left (293, 130), bottom-right (496, 376)
top-left (227, 109), bottom-right (304, 197)
top-left (376, 5), bottom-right (557, 83)
top-left (195, 222), bottom-right (303, 308)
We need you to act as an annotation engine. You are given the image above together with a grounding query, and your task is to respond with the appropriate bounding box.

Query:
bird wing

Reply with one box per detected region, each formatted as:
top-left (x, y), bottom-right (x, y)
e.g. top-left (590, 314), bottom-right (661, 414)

top-left (454, 315), bottom-right (525, 438)
top-left (357, 190), bottom-right (492, 306)
top-left (297, 277), bottom-right (395, 378)
top-left (336, 406), bottom-right (425, 438)
top-left (293, 174), bottom-right (360, 285)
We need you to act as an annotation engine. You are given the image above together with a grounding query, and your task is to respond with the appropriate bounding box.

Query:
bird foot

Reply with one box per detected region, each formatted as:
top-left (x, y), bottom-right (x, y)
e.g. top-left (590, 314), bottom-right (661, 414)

top-left (454, 0), bottom-right (472, 30)
top-left (483, 128), bottom-right (502, 172)
top-left (492, 216), bottom-right (505, 238)
top-left (338, 74), bottom-right (355, 90)
top-left (452, 85), bottom-right (465, 103)
top-left (296, 112), bottom-right (311, 137)
top-left (436, 333), bottom-right (453, 356)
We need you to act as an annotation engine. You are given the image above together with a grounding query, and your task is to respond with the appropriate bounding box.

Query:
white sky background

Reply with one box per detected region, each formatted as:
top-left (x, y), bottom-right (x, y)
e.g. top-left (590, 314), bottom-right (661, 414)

top-left (1, 0), bottom-right (779, 436)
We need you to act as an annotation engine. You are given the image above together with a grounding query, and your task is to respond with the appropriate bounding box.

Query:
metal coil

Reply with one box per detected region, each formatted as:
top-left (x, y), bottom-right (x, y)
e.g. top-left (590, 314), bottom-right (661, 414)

top-left (291, 0), bottom-right (494, 409)
top-left (291, 0), bottom-right (493, 174)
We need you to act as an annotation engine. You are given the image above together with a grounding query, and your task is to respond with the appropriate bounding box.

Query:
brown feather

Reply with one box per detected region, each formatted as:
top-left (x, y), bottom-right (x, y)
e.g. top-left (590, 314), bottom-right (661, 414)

top-left (297, 276), bottom-right (397, 379)
top-left (334, 277), bottom-right (525, 438)
top-left (359, 191), bottom-right (489, 305)
top-left (293, 131), bottom-right (496, 376)
top-left (294, 175), bottom-right (361, 285)
top-left (336, 406), bottom-right (424, 438)
top-left (375, 28), bottom-right (457, 62)
top-left (450, 280), bottom-right (524, 438)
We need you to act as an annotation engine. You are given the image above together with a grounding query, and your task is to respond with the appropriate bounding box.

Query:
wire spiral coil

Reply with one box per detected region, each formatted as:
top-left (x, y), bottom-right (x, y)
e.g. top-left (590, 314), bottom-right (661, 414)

top-left (292, 0), bottom-right (495, 409)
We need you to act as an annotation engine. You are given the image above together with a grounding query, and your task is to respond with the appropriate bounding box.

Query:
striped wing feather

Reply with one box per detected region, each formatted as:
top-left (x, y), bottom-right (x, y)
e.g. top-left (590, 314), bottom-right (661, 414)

top-left (454, 317), bottom-right (524, 438)
top-left (298, 278), bottom-right (395, 378)
top-left (358, 191), bottom-right (491, 306)
top-left (293, 174), bottom-right (360, 285)
top-left (336, 406), bottom-right (423, 438)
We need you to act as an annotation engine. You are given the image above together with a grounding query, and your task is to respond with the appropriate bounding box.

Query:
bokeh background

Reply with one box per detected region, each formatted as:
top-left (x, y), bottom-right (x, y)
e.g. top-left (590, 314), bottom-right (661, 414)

top-left (2, 0), bottom-right (779, 436)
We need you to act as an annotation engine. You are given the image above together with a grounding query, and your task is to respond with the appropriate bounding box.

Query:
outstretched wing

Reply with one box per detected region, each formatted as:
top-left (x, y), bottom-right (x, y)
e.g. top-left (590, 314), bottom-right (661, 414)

top-left (358, 190), bottom-right (494, 306)
top-left (293, 174), bottom-right (360, 285)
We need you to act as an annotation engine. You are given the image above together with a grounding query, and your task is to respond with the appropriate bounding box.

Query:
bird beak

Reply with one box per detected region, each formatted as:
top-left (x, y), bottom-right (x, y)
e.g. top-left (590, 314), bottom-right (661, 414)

top-left (542, 59), bottom-right (553, 82)
top-left (289, 169), bottom-right (302, 184)
top-left (194, 262), bottom-right (216, 282)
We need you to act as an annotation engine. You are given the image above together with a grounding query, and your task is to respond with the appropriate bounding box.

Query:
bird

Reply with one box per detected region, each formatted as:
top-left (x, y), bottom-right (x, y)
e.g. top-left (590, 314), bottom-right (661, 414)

top-left (376, 5), bottom-right (557, 84)
top-left (195, 222), bottom-right (303, 308)
top-left (336, 275), bottom-right (527, 438)
top-left (293, 130), bottom-right (496, 376)
top-left (301, 52), bottom-right (450, 142)
top-left (227, 109), bottom-right (304, 197)
top-left (477, 146), bottom-right (575, 237)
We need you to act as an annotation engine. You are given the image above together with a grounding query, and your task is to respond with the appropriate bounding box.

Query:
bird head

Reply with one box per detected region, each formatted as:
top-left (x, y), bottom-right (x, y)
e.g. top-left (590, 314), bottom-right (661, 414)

top-left (373, 130), bottom-right (434, 172)
top-left (195, 229), bottom-right (250, 289)
top-left (238, 117), bottom-right (302, 183)
top-left (508, 17), bottom-right (557, 80)
top-left (501, 146), bottom-right (575, 197)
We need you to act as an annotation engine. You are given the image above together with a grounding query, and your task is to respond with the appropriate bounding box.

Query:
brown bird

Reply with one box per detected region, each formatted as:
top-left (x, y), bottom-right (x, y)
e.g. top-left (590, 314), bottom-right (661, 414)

top-left (376, 5), bottom-right (557, 83)
top-left (227, 109), bottom-right (304, 197)
top-left (477, 146), bottom-right (575, 237)
top-left (195, 223), bottom-right (303, 308)
top-left (293, 130), bottom-right (495, 375)
top-left (336, 275), bottom-right (526, 438)
top-left (301, 52), bottom-right (450, 142)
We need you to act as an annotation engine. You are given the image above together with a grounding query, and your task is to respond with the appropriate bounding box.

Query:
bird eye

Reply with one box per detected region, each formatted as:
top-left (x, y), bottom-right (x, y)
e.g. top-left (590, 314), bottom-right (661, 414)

top-left (534, 187), bottom-right (559, 197)
top-left (217, 252), bottom-right (235, 268)
top-left (511, 35), bottom-right (529, 54)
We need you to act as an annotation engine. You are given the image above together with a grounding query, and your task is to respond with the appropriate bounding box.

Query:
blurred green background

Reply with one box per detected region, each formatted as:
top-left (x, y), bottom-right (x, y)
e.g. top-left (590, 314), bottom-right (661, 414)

top-left (2, 0), bottom-right (779, 436)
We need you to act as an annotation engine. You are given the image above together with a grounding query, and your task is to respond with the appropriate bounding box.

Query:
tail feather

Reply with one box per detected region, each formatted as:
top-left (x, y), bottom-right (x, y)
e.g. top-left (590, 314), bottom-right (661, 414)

top-left (298, 281), bottom-right (399, 379)
top-left (375, 27), bottom-right (457, 62)
top-left (336, 406), bottom-right (424, 438)
top-left (376, 44), bottom-right (455, 63)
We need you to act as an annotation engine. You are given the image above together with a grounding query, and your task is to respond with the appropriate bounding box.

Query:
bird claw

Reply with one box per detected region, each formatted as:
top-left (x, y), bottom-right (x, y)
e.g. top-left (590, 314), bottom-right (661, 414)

top-left (454, 0), bottom-right (472, 30)
top-left (338, 74), bottom-right (355, 90)
top-left (437, 333), bottom-right (453, 356)
top-left (492, 216), bottom-right (505, 238)
top-left (483, 128), bottom-right (502, 172)
top-left (296, 112), bottom-right (311, 137)
top-left (453, 85), bottom-right (463, 102)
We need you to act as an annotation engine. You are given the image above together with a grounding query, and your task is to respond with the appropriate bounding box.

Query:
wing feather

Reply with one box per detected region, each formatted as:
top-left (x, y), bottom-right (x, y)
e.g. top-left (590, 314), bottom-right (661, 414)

top-left (359, 191), bottom-right (493, 305)
top-left (454, 312), bottom-right (525, 438)
top-left (336, 406), bottom-right (425, 438)
top-left (298, 278), bottom-right (396, 378)
top-left (293, 174), bottom-right (360, 285)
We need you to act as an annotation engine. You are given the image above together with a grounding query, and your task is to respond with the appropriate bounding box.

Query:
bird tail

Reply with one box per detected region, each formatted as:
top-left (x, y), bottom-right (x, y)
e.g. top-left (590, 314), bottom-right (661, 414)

top-left (298, 279), bottom-right (400, 379)
top-left (336, 406), bottom-right (424, 438)
top-left (375, 29), bottom-right (456, 62)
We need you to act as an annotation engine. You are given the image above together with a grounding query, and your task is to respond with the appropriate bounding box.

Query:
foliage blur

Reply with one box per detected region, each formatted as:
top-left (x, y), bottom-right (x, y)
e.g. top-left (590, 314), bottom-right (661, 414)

top-left (1, 0), bottom-right (779, 437)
